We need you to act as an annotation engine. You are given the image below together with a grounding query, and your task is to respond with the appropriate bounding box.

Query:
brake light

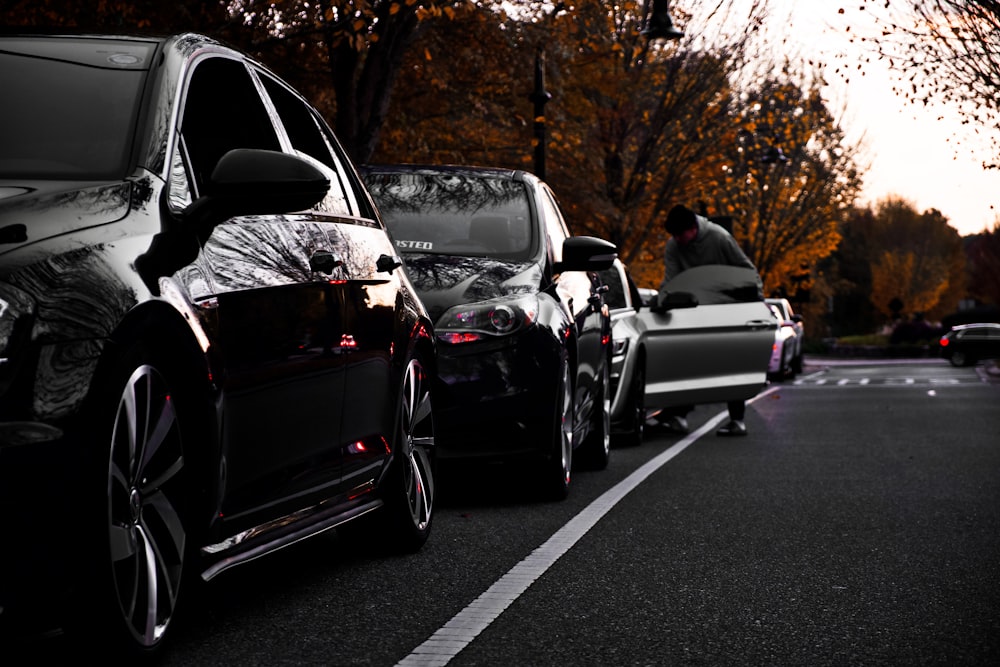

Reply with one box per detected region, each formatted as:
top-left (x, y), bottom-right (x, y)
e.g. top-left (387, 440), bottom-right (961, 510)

top-left (939, 337), bottom-right (949, 347)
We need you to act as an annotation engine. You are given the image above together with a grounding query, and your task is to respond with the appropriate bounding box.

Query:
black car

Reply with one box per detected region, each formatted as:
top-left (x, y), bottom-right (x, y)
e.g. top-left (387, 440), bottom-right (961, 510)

top-left (362, 165), bottom-right (616, 499)
top-left (0, 33), bottom-right (437, 655)
top-left (939, 322), bottom-right (1000, 366)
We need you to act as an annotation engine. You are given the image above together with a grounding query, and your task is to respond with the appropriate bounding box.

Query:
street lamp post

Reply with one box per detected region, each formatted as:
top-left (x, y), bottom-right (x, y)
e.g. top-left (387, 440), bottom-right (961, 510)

top-left (529, 48), bottom-right (552, 179)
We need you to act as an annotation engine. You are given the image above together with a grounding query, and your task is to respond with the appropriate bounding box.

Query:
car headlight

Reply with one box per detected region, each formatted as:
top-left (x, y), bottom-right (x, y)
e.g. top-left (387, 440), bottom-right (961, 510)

top-left (436, 293), bottom-right (538, 344)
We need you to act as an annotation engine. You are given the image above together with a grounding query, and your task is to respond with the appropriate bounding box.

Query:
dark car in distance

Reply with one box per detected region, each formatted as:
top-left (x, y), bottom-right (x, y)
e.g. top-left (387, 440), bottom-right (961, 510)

top-left (939, 322), bottom-right (1000, 366)
top-left (0, 33), bottom-right (437, 656)
top-left (362, 165), bottom-right (616, 499)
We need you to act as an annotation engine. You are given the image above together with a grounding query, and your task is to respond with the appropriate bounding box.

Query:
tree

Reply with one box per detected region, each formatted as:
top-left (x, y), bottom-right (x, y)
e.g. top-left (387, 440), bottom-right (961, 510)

top-left (224, 0), bottom-right (469, 163)
top-left (824, 206), bottom-right (880, 337)
top-left (861, 197), bottom-right (966, 324)
top-left (546, 0), bottom-right (757, 283)
top-left (840, 1), bottom-right (1000, 168)
top-left (373, 1), bottom-right (869, 297)
top-left (0, 1), bottom-right (234, 35)
top-left (966, 224), bottom-right (1000, 306)
top-left (710, 75), bottom-right (862, 299)
top-left (370, 1), bottom-right (537, 167)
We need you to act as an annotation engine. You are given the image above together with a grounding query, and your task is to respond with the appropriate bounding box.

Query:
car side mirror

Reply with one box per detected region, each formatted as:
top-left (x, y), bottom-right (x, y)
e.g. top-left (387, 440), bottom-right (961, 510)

top-left (137, 149), bottom-right (330, 295)
top-left (556, 236), bottom-right (617, 273)
top-left (187, 148), bottom-right (330, 226)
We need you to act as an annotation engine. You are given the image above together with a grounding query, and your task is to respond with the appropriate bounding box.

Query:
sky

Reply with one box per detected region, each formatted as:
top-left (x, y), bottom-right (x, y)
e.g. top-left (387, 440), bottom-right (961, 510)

top-left (770, 2), bottom-right (1000, 237)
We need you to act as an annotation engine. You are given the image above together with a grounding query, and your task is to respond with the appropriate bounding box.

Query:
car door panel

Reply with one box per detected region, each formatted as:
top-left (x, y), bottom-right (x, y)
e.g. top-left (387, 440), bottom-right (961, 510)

top-left (332, 223), bottom-right (403, 495)
top-left (196, 216), bottom-right (350, 527)
top-left (639, 301), bottom-right (775, 407)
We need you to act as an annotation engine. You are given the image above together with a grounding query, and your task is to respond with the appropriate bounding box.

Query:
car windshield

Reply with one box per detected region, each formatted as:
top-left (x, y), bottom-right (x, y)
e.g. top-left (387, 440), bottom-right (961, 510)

top-left (364, 170), bottom-right (535, 261)
top-left (0, 37), bottom-right (155, 180)
top-left (663, 264), bottom-right (764, 305)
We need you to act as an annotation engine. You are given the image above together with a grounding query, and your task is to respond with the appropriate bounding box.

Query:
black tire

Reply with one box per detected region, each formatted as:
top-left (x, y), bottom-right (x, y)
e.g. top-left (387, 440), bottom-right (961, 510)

top-left (542, 357), bottom-right (574, 501)
top-left (949, 350), bottom-right (971, 367)
top-left (71, 346), bottom-right (196, 657)
top-left (578, 360), bottom-right (611, 469)
top-left (374, 355), bottom-right (437, 553)
top-left (614, 362), bottom-right (645, 448)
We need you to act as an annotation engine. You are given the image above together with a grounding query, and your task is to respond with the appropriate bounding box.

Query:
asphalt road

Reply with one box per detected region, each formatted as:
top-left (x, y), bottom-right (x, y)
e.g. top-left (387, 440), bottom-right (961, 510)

top-left (15, 358), bottom-right (1000, 665)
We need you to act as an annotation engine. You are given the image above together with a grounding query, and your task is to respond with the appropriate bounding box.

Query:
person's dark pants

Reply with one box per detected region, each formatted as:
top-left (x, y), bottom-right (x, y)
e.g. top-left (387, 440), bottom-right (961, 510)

top-left (727, 400), bottom-right (745, 421)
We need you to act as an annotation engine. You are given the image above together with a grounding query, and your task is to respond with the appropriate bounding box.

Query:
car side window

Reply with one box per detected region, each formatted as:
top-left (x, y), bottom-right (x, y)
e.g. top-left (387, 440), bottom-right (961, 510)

top-left (179, 57), bottom-right (281, 197)
top-left (539, 185), bottom-right (568, 264)
top-left (599, 267), bottom-right (627, 309)
top-left (258, 73), bottom-right (360, 216)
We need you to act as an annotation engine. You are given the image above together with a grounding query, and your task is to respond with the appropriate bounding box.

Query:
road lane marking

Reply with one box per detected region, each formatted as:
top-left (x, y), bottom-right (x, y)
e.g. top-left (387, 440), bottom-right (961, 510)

top-left (396, 386), bottom-right (781, 666)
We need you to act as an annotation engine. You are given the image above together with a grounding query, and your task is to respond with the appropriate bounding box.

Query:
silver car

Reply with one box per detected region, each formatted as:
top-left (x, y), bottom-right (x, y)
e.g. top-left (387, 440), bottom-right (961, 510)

top-left (767, 303), bottom-right (798, 380)
top-left (602, 264), bottom-right (776, 440)
top-left (641, 265), bottom-right (775, 409)
top-left (600, 260), bottom-right (646, 446)
top-left (765, 297), bottom-right (805, 375)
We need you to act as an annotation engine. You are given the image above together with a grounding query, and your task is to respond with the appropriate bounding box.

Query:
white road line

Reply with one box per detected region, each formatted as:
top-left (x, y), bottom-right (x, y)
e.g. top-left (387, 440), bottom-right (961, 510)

top-left (396, 386), bottom-right (782, 666)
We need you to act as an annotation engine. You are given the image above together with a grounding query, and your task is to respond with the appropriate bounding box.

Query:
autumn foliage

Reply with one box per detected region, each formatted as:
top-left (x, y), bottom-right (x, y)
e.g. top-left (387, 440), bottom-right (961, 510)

top-left (3, 0), bottom-right (992, 339)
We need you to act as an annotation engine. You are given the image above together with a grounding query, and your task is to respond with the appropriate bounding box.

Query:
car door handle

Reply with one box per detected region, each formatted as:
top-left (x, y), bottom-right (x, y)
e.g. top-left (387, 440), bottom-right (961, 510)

top-left (376, 254), bottom-right (403, 273)
top-left (746, 319), bottom-right (776, 331)
top-left (309, 250), bottom-right (343, 274)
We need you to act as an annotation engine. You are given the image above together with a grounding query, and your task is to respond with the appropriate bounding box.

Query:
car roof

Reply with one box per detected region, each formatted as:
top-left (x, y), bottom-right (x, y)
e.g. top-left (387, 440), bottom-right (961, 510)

top-left (363, 163), bottom-right (527, 181)
top-left (952, 322), bottom-right (1000, 331)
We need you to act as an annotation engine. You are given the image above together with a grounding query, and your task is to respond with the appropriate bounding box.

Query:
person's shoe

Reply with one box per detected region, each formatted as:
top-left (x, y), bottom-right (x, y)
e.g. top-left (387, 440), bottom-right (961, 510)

top-left (657, 415), bottom-right (689, 434)
top-left (716, 419), bottom-right (747, 437)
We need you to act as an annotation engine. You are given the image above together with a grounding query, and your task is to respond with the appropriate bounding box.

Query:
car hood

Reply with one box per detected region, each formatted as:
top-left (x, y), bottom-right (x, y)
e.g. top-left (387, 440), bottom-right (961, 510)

top-left (0, 180), bottom-right (134, 256)
top-left (401, 253), bottom-right (541, 321)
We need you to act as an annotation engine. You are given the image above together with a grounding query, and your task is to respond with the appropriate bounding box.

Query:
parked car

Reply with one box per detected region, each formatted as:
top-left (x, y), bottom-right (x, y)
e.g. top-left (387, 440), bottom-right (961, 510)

top-left (767, 303), bottom-right (798, 380)
top-left (939, 322), bottom-right (1000, 366)
top-left (765, 297), bottom-right (804, 374)
top-left (636, 265), bottom-right (776, 413)
top-left (0, 33), bottom-right (438, 656)
top-left (361, 164), bottom-right (616, 499)
top-left (599, 259), bottom-right (646, 446)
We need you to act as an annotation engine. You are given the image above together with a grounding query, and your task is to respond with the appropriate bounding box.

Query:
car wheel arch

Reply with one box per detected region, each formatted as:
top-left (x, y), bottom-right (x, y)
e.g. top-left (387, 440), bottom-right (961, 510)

top-left (68, 315), bottom-right (216, 654)
top-left (92, 300), bottom-right (220, 524)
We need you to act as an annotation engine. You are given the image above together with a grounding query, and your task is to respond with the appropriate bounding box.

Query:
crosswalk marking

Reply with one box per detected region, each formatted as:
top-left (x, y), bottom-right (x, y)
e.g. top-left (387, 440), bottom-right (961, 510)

top-left (793, 376), bottom-right (975, 386)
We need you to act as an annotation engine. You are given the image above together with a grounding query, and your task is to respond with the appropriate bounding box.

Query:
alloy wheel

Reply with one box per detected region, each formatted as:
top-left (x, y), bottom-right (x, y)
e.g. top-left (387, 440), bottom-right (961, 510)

top-left (400, 358), bottom-right (435, 532)
top-left (106, 364), bottom-right (187, 649)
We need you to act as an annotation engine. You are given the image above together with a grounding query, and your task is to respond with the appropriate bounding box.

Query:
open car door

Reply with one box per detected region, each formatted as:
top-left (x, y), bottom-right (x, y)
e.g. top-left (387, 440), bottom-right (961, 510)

top-left (638, 265), bottom-right (776, 409)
